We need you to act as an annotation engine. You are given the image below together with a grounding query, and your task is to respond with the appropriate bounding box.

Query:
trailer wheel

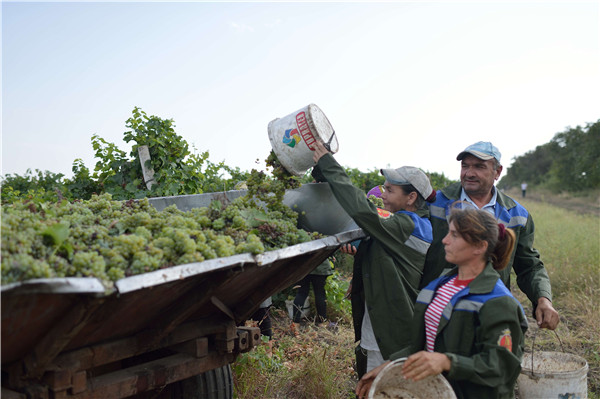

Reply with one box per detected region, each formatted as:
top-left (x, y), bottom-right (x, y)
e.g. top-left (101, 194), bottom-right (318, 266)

top-left (173, 364), bottom-right (233, 399)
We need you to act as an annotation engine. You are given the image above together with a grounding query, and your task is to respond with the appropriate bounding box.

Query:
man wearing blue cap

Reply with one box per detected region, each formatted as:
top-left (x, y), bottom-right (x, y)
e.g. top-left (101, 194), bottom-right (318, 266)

top-left (421, 141), bottom-right (560, 330)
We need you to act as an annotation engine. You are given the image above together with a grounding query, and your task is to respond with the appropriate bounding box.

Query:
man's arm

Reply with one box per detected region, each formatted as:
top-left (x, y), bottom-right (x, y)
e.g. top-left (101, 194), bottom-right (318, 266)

top-left (512, 214), bottom-right (559, 330)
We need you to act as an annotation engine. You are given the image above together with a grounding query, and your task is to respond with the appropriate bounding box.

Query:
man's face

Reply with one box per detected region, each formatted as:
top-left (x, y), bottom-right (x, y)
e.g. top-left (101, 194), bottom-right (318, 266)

top-left (460, 155), bottom-right (502, 197)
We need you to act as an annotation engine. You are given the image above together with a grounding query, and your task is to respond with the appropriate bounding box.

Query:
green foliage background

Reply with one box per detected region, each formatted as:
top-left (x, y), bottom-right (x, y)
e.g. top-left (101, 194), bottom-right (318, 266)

top-left (1, 107), bottom-right (459, 205)
top-left (1, 107), bottom-right (251, 204)
top-left (498, 120), bottom-right (599, 191)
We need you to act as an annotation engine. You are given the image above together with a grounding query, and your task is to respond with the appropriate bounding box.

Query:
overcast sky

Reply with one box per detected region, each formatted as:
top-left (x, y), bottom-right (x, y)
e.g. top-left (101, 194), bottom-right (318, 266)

top-left (2, 1), bottom-right (599, 182)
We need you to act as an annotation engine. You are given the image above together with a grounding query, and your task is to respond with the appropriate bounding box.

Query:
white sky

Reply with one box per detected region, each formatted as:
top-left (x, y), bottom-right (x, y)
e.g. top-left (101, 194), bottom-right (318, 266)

top-left (2, 1), bottom-right (599, 182)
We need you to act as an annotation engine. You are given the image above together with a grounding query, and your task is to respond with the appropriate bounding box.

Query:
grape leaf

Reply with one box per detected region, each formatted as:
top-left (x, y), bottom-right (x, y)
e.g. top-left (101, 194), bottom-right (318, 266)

top-left (41, 222), bottom-right (70, 246)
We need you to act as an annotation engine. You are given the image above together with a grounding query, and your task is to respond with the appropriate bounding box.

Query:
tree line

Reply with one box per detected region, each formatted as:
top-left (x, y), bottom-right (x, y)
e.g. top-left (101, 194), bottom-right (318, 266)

top-left (498, 120), bottom-right (599, 192)
top-left (1, 107), bottom-right (455, 204)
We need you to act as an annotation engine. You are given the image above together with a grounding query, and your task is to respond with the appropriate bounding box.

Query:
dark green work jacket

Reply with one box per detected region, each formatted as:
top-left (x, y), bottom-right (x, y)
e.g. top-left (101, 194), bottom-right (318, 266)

top-left (392, 263), bottom-right (528, 399)
top-left (314, 154), bottom-right (432, 359)
top-left (422, 182), bottom-right (553, 313)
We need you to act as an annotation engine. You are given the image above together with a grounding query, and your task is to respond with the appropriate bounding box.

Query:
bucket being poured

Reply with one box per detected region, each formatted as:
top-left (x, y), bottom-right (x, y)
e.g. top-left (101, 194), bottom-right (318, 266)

top-left (368, 358), bottom-right (457, 399)
top-left (518, 351), bottom-right (589, 399)
top-left (268, 104), bottom-right (338, 176)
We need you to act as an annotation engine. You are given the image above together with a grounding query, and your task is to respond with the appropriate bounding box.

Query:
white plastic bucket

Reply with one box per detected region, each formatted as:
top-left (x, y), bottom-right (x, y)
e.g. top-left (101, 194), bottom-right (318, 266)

top-left (285, 297), bottom-right (310, 320)
top-left (268, 104), bottom-right (338, 176)
top-left (518, 351), bottom-right (588, 399)
top-left (368, 358), bottom-right (457, 399)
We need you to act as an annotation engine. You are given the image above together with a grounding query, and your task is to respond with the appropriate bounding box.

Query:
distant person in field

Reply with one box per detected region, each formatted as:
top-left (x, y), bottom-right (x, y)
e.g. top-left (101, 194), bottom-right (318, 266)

top-left (421, 141), bottom-right (559, 330)
top-left (311, 140), bottom-right (436, 378)
top-left (356, 208), bottom-right (528, 399)
top-left (291, 257), bottom-right (333, 326)
top-left (521, 181), bottom-right (528, 198)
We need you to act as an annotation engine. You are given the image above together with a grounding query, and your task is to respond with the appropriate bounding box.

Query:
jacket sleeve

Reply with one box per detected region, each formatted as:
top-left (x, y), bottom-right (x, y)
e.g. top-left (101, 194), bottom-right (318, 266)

top-left (315, 153), bottom-right (415, 249)
top-left (512, 214), bottom-right (553, 308)
top-left (444, 297), bottom-right (525, 393)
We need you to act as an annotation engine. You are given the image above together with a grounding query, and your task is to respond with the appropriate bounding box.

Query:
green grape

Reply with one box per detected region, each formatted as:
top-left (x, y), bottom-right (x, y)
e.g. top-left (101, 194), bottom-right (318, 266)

top-left (1, 159), bottom-right (323, 287)
top-left (235, 233), bottom-right (265, 254)
top-left (368, 194), bottom-right (384, 208)
top-left (197, 242), bottom-right (217, 260)
top-left (107, 267), bottom-right (125, 281)
top-left (212, 217), bottom-right (226, 230)
top-left (153, 237), bottom-right (177, 263)
top-left (177, 252), bottom-right (205, 265)
top-left (100, 248), bottom-right (128, 272)
top-left (1, 253), bottom-right (53, 283)
top-left (134, 226), bottom-right (152, 241)
top-left (72, 251), bottom-right (107, 279)
top-left (128, 251), bottom-right (162, 275)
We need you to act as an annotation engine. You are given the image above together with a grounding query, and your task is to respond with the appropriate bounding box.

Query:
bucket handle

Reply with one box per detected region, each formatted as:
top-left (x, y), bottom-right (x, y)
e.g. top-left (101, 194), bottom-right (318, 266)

top-left (529, 328), bottom-right (565, 376)
top-left (323, 130), bottom-right (336, 152)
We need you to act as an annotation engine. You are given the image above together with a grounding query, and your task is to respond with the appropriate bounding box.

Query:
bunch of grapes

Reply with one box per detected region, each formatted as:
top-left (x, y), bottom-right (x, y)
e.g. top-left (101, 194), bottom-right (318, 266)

top-left (368, 195), bottom-right (384, 208)
top-left (1, 165), bottom-right (320, 286)
top-left (265, 150), bottom-right (301, 190)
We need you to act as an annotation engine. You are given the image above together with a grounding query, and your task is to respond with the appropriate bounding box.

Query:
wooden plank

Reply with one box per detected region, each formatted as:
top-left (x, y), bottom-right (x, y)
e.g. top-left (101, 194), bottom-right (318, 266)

top-left (1, 387), bottom-right (26, 399)
top-left (68, 352), bottom-right (233, 399)
top-left (214, 321), bottom-right (239, 354)
top-left (70, 371), bottom-right (87, 394)
top-left (21, 384), bottom-right (49, 399)
top-left (170, 337), bottom-right (208, 358)
top-left (50, 319), bottom-right (234, 372)
top-left (214, 336), bottom-right (235, 354)
top-left (138, 145), bottom-right (156, 190)
top-left (136, 278), bottom-right (222, 350)
top-left (22, 298), bottom-right (104, 380)
top-left (42, 368), bottom-right (71, 391)
top-left (210, 296), bottom-right (236, 320)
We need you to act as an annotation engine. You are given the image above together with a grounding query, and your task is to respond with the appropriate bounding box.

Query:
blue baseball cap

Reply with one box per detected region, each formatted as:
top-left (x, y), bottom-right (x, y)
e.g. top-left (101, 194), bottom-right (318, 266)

top-left (456, 141), bottom-right (501, 163)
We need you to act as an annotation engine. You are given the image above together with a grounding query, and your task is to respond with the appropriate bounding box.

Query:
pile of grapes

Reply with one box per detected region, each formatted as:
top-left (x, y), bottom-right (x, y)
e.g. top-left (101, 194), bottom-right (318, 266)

top-left (1, 167), bottom-right (318, 286)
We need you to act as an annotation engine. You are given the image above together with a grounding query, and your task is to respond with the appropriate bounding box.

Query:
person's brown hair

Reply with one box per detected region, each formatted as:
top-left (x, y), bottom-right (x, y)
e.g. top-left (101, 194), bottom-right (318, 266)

top-left (448, 207), bottom-right (516, 270)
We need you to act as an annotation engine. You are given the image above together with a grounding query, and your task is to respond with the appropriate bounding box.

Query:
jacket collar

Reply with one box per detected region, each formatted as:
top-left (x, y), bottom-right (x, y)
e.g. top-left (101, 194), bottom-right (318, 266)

top-left (441, 262), bottom-right (500, 295)
top-left (440, 182), bottom-right (517, 211)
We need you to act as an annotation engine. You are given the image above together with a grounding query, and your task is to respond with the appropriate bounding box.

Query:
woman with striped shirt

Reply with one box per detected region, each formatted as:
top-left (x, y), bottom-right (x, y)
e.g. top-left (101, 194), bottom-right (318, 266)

top-left (356, 207), bottom-right (528, 399)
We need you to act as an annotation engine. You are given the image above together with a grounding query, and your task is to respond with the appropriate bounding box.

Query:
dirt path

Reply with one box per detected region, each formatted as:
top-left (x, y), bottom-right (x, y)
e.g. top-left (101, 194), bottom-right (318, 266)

top-left (503, 187), bottom-right (600, 217)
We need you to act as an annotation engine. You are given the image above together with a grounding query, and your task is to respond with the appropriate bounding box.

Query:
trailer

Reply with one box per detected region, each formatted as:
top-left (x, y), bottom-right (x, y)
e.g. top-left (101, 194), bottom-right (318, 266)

top-left (1, 183), bottom-right (363, 398)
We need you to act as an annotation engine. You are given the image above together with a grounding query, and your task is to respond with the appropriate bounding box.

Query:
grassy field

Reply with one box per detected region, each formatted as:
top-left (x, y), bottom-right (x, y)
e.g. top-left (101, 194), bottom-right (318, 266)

top-left (233, 193), bottom-right (600, 398)
top-left (513, 197), bottom-right (600, 398)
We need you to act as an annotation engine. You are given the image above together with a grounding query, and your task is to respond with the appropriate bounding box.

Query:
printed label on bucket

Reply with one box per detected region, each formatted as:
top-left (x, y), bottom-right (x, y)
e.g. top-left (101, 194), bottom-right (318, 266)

top-left (295, 111), bottom-right (316, 150)
top-left (283, 128), bottom-right (301, 148)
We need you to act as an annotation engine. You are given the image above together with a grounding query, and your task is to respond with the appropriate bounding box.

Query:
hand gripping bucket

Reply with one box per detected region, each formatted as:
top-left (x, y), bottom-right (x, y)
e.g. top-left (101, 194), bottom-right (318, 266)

top-left (518, 330), bottom-right (589, 399)
top-left (368, 358), bottom-right (457, 399)
top-left (268, 104), bottom-right (338, 176)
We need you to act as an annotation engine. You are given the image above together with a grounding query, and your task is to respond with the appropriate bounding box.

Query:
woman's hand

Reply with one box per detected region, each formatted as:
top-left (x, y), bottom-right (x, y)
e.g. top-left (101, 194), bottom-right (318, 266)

top-left (355, 361), bottom-right (390, 398)
top-left (401, 351), bottom-right (451, 381)
top-left (312, 140), bottom-right (330, 163)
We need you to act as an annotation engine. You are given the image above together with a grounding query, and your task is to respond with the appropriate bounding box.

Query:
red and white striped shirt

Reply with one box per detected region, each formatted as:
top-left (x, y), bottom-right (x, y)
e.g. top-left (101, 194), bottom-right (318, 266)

top-left (424, 276), bottom-right (473, 352)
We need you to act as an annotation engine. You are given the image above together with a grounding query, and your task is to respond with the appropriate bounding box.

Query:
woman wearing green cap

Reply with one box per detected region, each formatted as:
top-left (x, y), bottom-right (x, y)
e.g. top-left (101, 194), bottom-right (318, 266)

top-left (312, 140), bottom-right (436, 377)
